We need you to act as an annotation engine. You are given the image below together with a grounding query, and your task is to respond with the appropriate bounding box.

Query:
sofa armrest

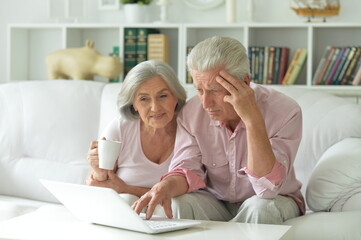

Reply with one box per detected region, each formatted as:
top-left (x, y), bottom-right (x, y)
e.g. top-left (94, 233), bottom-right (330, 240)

top-left (306, 138), bottom-right (361, 212)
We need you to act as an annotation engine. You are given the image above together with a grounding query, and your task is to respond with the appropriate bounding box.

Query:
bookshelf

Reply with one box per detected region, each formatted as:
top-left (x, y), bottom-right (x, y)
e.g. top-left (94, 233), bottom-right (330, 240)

top-left (7, 22), bottom-right (361, 99)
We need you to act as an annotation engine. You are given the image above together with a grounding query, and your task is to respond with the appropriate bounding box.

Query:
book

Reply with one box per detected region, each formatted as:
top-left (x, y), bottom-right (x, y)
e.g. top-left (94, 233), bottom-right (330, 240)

top-left (314, 46), bottom-right (337, 85)
top-left (254, 47), bottom-right (260, 83)
top-left (325, 46), bottom-right (346, 85)
top-left (257, 47), bottom-right (265, 83)
top-left (278, 47), bottom-right (290, 84)
top-left (262, 46), bottom-right (269, 84)
top-left (124, 28), bottom-right (138, 76)
top-left (352, 60), bottom-right (361, 85)
top-left (272, 47), bottom-right (281, 84)
top-left (335, 47), bottom-right (357, 85)
top-left (282, 48), bottom-right (302, 85)
top-left (330, 46), bottom-right (351, 85)
top-left (267, 47), bottom-right (276, 84)
top-left (341, 47), bottom-right (361, 85)
top-left (312, 46), bottom-right (331, 85)
top-left (147, 34), bottom-right (169, 63)
top-left (136, 28), bottom-right (160, 64)
top-left (320, 46), bottom-right (340, 85)
top-left (349, 49), bottom-right (361, 84)
top-left (286, 49), bottom-right (307, 85)
top-left (249, 46), bottom-right (256, 82)
top-left (186, 46), bottom-right (194, 84)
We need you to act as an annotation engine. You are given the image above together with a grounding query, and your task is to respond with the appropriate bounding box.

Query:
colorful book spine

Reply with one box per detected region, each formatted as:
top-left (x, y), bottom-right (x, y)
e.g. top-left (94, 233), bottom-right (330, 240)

top-left (272, 47), bottom-right (281, 84)
top-left (341, 47), bottom-right (361, 85)
top-left (315, 46), bottom-right (336, 85)
top-left (257, 47), bottom-right (265, 84)
top-left (147, 33), bottom-right (169, 63)
top-left (278, 47), bottom-right (290, 84)
top-left (320, 47), bottom-right (340, 85)
top-left (136, 28), bottom-right (160, 64)
top-left (330, 46), bottom-right (351, 85)
top-left (325, 46), bottom-right (346, 85)
top-left (286, 49), bottom-right (307, 85)
top-left (312, 46), bottom-right (331, 85)
top-left (267, 47), bottom-right (276, 84)
top-left (335, 47), bottom-right (357, 85)
top-left (124, 28), bottom-right (138, 77)
top-left (283, 48), bottom-right (302, 85)
top-left (262, 46), bottom-right (269, 84)
top-left (351, 58), bottom-right (361, 85)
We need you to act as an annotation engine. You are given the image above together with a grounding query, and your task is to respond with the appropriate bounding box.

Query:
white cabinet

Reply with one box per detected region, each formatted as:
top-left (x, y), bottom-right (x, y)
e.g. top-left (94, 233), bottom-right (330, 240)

top-left (7, 22), bottom-right (361, 97)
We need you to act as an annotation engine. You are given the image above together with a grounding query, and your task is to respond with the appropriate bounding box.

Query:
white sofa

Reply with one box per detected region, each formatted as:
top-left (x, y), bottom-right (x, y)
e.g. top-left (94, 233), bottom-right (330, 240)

top-left (0, 80), bottom-right (360, 240)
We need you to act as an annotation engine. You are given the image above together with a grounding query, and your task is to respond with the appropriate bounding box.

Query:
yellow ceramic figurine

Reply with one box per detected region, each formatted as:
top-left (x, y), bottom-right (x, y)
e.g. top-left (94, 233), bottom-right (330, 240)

top-left (46, 40), bottom-right (122, 80)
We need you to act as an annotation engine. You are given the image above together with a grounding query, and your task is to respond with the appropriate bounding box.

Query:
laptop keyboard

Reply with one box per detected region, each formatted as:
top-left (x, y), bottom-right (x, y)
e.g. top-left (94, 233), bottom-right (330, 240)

top-left (146, 220), bottom-right (179, 229)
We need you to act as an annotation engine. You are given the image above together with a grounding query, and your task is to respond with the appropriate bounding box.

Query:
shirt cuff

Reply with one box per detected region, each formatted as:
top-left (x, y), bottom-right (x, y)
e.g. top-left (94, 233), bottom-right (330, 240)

top-left (161, 168), bottom-right (206, 192)
top-left (238, 160), bottom-right (286, 198)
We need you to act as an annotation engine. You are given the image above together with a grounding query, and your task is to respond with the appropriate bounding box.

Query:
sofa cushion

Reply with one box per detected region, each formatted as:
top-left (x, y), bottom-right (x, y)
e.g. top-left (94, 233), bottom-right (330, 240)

top-left (0, 80), bottom-right (106, 202)
top-left (273, 87), bottom-right (361, 198)
top-left (306, 138), bottom-right (361, 212)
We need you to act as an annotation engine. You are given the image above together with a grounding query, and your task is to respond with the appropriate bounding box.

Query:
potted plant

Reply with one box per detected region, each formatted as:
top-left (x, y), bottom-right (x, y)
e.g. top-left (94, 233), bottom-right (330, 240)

top-left (121, 0), bottom-right (152, 23)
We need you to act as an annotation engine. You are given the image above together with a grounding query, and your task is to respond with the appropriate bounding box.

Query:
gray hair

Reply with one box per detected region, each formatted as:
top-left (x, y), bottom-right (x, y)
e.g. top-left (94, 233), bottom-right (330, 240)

top-left (187, 36), bottom-right (250, 80)
top-left (118, 60), bottom-right (187, 121)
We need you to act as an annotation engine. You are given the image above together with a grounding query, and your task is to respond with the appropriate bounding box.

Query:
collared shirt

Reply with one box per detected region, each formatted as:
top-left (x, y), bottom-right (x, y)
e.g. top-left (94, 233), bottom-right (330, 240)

top-left (163, 83), bottom-right (305, 214)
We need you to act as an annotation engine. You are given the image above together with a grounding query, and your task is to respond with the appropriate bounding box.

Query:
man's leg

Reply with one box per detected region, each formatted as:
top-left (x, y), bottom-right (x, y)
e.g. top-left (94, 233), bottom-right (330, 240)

top-left (171, 190), bottom-right (233, 221)
top-left (229, 195), bottom-right (300, 224)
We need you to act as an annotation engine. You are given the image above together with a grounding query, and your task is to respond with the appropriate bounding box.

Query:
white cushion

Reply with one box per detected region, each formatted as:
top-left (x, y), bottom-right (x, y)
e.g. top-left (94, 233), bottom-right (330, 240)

top-left (273, 87), bottom-right (361, 199)
top-left (0, 80), bottom-right (106, 202)
top-left (283, 211), bottom-right (361, 240)
top-left (306, 138), bottom-right (361, 212)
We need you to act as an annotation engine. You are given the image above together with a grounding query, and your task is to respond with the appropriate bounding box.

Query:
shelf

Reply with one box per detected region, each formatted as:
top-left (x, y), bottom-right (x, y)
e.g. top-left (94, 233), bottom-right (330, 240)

top-left (7, 23), bottom-right (361, 98)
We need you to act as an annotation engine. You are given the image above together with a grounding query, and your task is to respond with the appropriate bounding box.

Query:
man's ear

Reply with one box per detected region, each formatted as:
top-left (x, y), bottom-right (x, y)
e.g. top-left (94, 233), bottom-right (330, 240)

top-left (244, 74), bottom-right (251, 86)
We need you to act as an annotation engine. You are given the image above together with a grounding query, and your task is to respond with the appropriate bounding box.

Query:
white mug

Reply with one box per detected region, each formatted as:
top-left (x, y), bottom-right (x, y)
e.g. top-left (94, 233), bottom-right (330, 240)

top-left (98, 139), bottom-right (121, 170)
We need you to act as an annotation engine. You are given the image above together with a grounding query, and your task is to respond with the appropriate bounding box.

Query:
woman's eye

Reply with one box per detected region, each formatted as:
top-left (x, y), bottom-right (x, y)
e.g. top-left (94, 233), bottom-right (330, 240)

top-left (139, 97), bottom-right (148, 101)
top-left (160, 94), bottom-right (168, 98)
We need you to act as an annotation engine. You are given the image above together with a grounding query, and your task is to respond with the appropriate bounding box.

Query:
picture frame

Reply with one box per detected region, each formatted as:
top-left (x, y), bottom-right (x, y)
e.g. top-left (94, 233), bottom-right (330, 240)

top-left (99, 0), bottom-right (120, 10)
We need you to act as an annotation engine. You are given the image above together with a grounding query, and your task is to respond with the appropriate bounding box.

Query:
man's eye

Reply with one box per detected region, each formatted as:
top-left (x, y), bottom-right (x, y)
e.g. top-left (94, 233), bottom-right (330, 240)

top-left (197, 89), bottom-right (204, 95)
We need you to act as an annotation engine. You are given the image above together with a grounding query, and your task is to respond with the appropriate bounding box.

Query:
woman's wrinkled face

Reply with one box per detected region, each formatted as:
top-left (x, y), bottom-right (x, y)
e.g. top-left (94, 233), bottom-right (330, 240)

top-left (133, 76), bottom-right (178, 129)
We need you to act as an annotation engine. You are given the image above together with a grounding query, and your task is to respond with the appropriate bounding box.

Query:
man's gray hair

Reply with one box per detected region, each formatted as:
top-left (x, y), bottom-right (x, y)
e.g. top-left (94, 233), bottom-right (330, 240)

top-left (187, 36), bottom-right (250, 80)
top-left (118, 60), bottom-right (187, 121)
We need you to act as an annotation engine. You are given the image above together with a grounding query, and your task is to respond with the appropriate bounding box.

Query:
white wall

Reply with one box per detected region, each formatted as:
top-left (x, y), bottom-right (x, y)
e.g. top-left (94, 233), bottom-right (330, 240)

top-left (1, 0), bottom-right (360, 83)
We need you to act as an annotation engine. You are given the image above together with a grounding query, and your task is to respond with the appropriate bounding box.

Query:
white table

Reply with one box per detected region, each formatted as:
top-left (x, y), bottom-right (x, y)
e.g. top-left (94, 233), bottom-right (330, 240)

top-left (0, 205), bottom-right (290, 240)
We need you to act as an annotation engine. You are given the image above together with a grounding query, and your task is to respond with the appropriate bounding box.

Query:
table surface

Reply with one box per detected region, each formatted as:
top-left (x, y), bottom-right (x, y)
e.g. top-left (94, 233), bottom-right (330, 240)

top-left (0, 205), bottom-right (290, 240)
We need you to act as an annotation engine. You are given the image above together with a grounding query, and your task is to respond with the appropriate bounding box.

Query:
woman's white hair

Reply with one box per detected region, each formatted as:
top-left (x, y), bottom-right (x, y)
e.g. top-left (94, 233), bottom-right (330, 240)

top-left (187, 36), bottom-right (250, 80)
top-left (117, 60), bottom-right (187, 121)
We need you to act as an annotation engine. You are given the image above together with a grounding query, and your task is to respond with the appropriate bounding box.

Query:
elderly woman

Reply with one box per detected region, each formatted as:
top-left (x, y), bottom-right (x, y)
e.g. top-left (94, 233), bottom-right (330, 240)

top-left (85, 60), bottom-right (186, 207)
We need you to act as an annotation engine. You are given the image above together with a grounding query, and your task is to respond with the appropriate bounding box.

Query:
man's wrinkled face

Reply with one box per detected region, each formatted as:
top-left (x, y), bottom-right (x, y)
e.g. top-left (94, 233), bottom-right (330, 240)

top-left (192, 67), bottom-right (239, 123)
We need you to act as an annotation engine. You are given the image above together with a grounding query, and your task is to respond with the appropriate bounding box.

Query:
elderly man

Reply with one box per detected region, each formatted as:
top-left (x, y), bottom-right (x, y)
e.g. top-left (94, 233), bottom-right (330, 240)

top-left (133, 36), bottom-right (305, 224)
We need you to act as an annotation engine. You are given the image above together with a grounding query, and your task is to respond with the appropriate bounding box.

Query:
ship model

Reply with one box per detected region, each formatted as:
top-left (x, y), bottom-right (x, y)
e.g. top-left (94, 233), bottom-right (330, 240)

top-left (291, 0), bottom-right (340, 22)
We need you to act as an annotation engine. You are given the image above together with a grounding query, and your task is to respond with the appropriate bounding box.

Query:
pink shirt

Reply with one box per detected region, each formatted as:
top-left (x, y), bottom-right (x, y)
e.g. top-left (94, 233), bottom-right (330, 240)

top-left (102, 117), bottom-right (171, 188)
top-left (164, 83), bottom-right (305, 214)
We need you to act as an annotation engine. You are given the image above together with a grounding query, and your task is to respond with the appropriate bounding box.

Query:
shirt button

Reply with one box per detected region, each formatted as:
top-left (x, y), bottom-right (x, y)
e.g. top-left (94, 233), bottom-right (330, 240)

top-left (212, 163), bottom-right (216, 167)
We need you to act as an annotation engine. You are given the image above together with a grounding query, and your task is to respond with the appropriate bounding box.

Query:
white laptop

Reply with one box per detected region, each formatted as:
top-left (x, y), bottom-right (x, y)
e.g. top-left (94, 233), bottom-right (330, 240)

top-left (40, 179), bottom-right (201, 234)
